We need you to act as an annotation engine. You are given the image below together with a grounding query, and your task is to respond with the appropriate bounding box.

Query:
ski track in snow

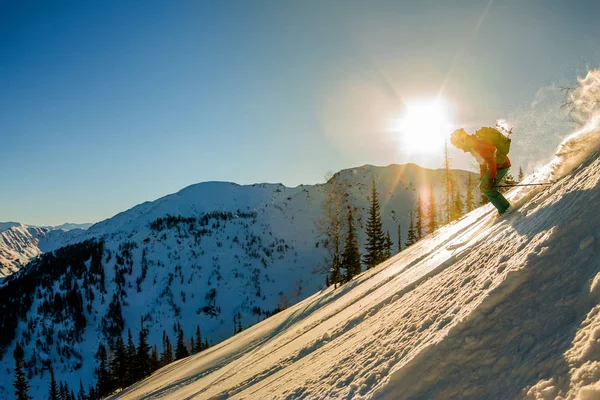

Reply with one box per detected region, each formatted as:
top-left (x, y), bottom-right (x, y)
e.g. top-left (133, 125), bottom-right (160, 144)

top-left (112, 123), bottom-right (600, 399)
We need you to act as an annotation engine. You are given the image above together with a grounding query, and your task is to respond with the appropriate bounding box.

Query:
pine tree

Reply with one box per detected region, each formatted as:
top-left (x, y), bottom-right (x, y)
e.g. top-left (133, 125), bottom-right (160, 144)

top-left (426, 184), bottom-right (438, 235)
top-left (405, 210), bottom-right (418, 248)
top-left (416, 193), bottom-right (425, 240)
top-left (465, 175), bottom-right (475, 212)
top-left (95, 344), bottom-right (111, 397)
top-left (60, 381), bottom-right (68, 400)
top-left (195, 326), bottom-right (203, 353)
top-left (341, 209), bottom-right (361, 282)
top-left (329, 253), bottom-right (342, 288)
top-left (175, 323), bottom-right (189, 360)
top-left (397, 223), bottom-right (402, 253)
top-left (441, 142), bottom-right (454, 224)
top-left (190, 335), bottom-right (196, 354)
top-left (13, 343), bottom-right (30, 400)
top-left (150, 345), bottom-right (160, 373)
top-left (87, 385), bottom-right (96, 400)
top-left (500, 171), bottom-right (517, 194)
top-left (77, 380), bottom-right (86, 400)
top-left (110, 335), bottom-right (127, 390)
top-left (88, 385), bottom-right (98, 400)
top-left (518, 166), bottom-right (525, 182)
top-left (364, 178), bottom-right (386, 268)
top-left (48, 365), bottom-right (59, 400)
top-left (385, 231), bottom-right (393, 258)
top-left (161, 331), bottom-right (173, 366)
top-left (451, 189), bottom-right (464, 221)
top-left (126, 329), bottom-right (137, 385)
top-left (236, 312), bottom-right (243, 334)
top-left (318, 172), bottom-right (347, 288)
top-left (137, 318), bottom-right (151, 379)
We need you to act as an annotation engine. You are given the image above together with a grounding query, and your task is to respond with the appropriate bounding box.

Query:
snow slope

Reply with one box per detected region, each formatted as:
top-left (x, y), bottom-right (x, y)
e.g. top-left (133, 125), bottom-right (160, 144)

top-left (112, 127), bottom-right (600, 397)
top-left (0, 164), bottom-right (473, 400)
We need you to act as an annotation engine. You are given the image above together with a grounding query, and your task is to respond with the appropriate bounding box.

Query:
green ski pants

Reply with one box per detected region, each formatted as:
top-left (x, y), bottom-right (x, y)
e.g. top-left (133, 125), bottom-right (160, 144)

top-left (480, 167), bottom-right (511, 214)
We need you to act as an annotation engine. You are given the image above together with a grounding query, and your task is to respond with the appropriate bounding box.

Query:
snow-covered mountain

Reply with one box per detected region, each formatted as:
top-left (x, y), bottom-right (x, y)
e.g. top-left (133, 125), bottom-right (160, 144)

top-left (0, 163), bottom-right (475, 399)
top-left (0, 224), bottom-right (88, 282)
top-left (77, 163), bottom-right (468, 241)
top-left (0, 222), bottom-right (91, 234)
top-left (0, 222), bottom-right (23, 232)
top-left (107, 125), bottom-right (600, 397)
top-left (44, 223), bottom-right (94, 231)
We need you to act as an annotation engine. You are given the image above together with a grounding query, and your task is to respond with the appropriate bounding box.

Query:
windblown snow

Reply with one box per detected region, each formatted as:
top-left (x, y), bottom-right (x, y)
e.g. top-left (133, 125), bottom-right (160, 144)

top-left (113, 116), bottom-right (600, 396)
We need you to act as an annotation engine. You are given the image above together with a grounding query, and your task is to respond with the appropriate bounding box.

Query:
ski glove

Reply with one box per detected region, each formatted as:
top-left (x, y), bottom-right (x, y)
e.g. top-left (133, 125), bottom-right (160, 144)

top-left (483, 178), bottom-right (497, 191)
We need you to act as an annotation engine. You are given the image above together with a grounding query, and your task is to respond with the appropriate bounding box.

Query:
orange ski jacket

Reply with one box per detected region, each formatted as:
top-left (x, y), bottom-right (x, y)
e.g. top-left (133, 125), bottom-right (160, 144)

top-left (464, 134), bottom-right (511, 180)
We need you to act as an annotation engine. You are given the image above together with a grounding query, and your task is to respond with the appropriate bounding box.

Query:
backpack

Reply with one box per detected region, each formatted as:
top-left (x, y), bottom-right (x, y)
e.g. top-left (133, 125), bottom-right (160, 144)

top-left (475, 127), bottom-right (511, 155)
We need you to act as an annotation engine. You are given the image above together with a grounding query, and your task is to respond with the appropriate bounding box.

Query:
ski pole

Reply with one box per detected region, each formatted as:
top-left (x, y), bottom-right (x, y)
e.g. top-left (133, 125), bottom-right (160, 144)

top-left (495, 183), bottom-right (553, 188)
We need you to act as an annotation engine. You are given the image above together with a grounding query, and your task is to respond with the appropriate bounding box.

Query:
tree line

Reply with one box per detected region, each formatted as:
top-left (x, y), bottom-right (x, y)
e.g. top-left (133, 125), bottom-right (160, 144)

top-left (320, 159), bottom-right (525, 288)
top-left (12, 318), bottom-right (209, 400)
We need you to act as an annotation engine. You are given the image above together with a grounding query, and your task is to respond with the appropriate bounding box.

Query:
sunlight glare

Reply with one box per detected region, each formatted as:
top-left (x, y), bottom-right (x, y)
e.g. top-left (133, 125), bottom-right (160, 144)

top-left (391, 98), bottom-right (453, 154)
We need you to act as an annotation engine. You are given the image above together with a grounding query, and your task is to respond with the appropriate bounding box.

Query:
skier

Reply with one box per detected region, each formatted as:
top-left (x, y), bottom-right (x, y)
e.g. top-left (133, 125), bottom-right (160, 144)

top-left (450, 127), bottom-right (511, 214)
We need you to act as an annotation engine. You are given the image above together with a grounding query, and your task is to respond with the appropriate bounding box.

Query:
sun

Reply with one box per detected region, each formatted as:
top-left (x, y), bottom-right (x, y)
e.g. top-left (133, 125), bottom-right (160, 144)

top-left (391, 98), bottom-right (453, 154)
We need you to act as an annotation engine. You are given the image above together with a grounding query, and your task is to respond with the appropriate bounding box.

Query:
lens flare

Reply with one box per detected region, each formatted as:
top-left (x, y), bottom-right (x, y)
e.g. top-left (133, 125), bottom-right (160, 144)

top-left (391, 98), bottom-right (453, 154)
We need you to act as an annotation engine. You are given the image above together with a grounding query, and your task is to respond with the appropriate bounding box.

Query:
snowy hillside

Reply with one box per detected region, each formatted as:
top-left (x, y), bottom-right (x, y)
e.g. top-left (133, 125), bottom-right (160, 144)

top-left (109, 125), bottom-right (600, 397)
top-left (77, 164), bottom-right (468, 241)
top-left (0, 163), bottom-right (473, 399)
top-left (0, 224), bottom-right (87, 282)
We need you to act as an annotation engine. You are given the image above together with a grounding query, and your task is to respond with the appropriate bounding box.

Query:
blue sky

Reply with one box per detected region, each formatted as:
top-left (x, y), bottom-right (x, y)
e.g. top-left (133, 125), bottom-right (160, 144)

top-left (1, 0), bottom-right (599, 225)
